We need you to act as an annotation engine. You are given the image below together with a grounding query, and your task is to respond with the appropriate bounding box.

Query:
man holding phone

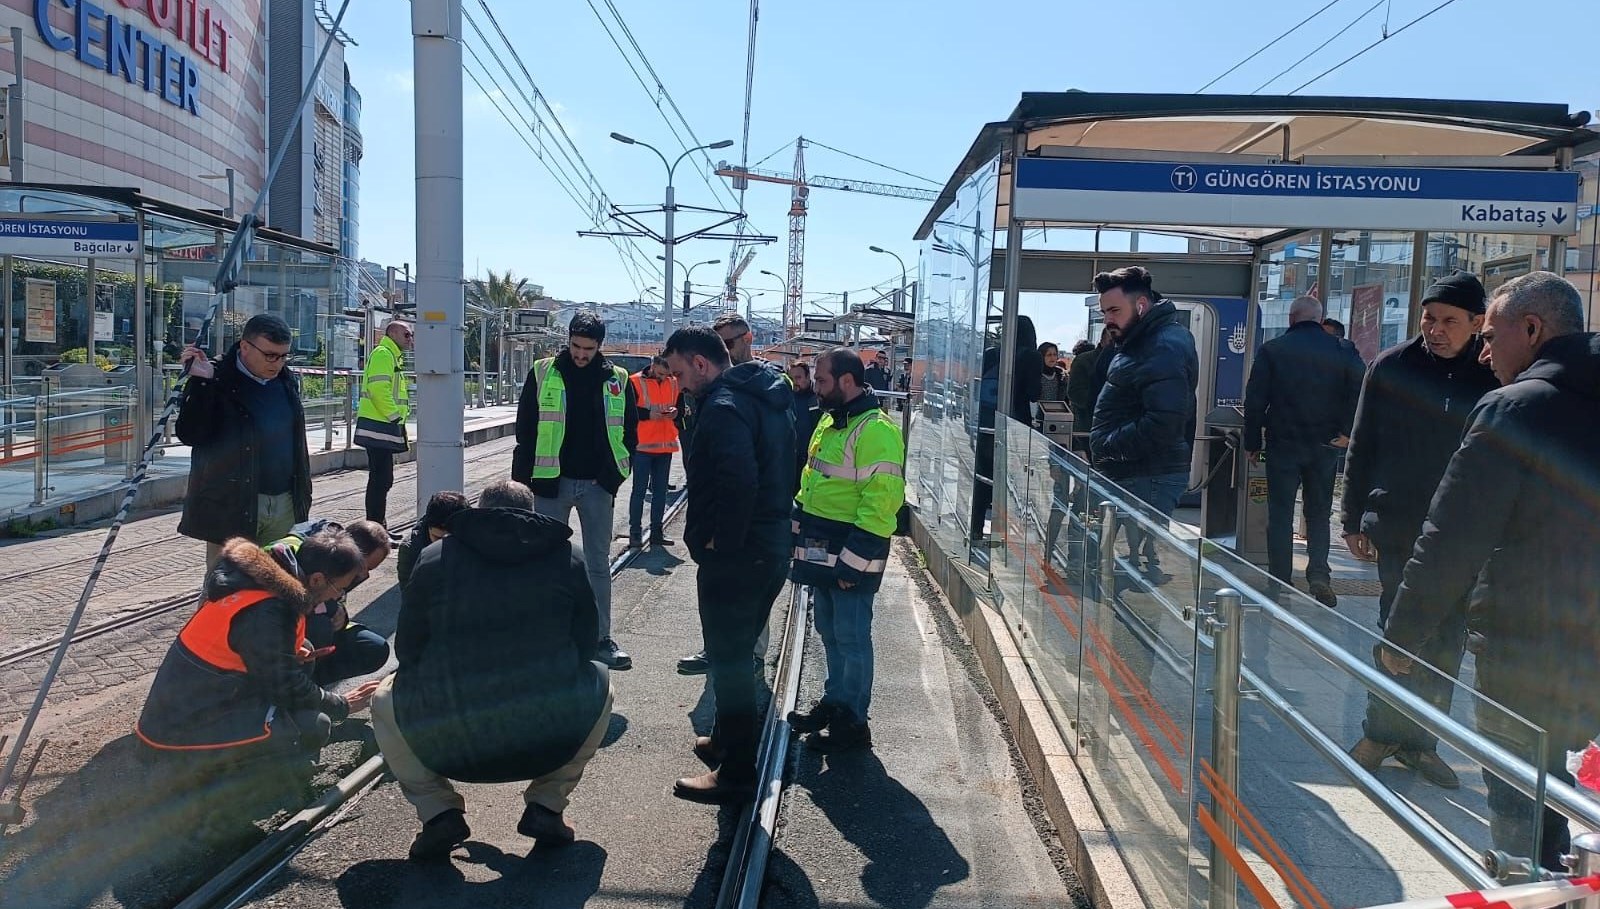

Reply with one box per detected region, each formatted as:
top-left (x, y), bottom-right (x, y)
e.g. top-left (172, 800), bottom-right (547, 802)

top-left (628, 356), bottom-right (682, 549)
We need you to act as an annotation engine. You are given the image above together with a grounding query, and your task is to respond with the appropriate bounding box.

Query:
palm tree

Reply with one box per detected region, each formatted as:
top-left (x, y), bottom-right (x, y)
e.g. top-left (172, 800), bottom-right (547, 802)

top-left (465, 269), bottom-right (542, 370)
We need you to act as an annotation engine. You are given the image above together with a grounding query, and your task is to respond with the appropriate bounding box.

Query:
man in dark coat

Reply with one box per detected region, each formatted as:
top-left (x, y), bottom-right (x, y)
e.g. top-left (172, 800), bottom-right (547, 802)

top-left (1088, 267), bottom-right (1198, 576)
top-left (1344, 273), bottom-right (1500, 789)
top-left (371, 479), bottom-right (612, 861)
top-left (1379, 272), bottom-right (1600, 873)
top-left (1243, 295), bottom-right (1364, 607)
top-left (663, 326), bottom-right (794, 805)
top-left (788, 360), bottom-right (822, 487)
top-left (176, 313), bottom-right (313, 570)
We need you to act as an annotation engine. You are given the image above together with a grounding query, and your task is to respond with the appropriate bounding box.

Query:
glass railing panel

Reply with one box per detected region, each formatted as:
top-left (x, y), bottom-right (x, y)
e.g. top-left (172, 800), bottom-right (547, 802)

top-left (990, 416), bottom-right (1036, 637)
top-left (1073, 467), bottom-right (1205, 909)
top-left (1188, 542), bottom-right (1548, 908)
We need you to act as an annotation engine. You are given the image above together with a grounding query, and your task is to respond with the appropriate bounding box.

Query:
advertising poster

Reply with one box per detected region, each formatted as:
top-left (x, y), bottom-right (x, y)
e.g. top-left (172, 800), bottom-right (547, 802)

top-left (1350, 283), bottom-right (1384, 363)
top-left (25, 278), bottom-right (56, 343)
top-left (95, 282), bottom-right (116, 342)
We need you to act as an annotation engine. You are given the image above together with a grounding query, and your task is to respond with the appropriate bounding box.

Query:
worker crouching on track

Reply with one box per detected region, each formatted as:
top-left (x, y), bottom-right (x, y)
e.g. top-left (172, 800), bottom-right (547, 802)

top-left (787, 347), bottom-right (906, 752)
top-left (370, 480), bottom-right (613, 861)
top-left (266, 518), bottom-right (394, 686)
top-left (135, 529), bottom-right (380, 760)
top-left (396, 490), bottom-right (470, 587)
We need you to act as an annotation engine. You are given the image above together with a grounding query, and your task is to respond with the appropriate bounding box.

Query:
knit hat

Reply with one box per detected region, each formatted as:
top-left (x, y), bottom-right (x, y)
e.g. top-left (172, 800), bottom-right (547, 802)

top-left (1421, 272), bottom-right (1486, 315)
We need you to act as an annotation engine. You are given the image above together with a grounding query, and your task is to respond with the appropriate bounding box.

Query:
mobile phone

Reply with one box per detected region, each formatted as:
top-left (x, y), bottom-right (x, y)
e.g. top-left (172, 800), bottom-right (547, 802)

top-left (309, 645), bottom-right (337, 659)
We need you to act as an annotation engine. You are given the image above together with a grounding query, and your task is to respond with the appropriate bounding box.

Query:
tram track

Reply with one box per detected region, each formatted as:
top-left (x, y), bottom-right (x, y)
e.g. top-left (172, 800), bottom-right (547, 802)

top-left (177, 490), bottom-right (807, 909)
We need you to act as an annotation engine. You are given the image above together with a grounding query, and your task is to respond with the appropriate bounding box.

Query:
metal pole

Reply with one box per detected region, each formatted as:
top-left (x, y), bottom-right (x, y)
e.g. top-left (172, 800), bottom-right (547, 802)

top-left (992, 130), bottom-right (1026, 555)
top-left (1569, 832), bottom-right (1600, 909)
top-left (1316, 229), bottom-right (1333, 307)
top-left (412, 0), bottom-right (465, 505)
top-left (323, 315), bottom-right (334, 451)
top-left (1408, 232), bottom-right (1429, 338)
top-left (477, 312), bottom-right (487, 408)
top-left (224, 167), bottom-right (235, 220)
top-left (9, 26), bottom-right (24, 182)
top-left (31, 383), bottom-right (46, 505)
top-left (133, 213), bottom-right (148, 448)
top-left (1208, 588), bottom-right (1243, 909)
top-left (85, 257), bottom-right (97, 365)
top-left (1550, 147), bottom-right (1575, 277)
top-left (662, 182), bottom-right (675, 342)
top-left (3, 254), bottom-right (13, 391)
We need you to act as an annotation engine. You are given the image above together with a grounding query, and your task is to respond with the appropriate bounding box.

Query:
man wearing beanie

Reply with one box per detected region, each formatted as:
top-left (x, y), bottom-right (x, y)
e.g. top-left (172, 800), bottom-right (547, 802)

top-left (1343, 271), bottom-right (1500, 789)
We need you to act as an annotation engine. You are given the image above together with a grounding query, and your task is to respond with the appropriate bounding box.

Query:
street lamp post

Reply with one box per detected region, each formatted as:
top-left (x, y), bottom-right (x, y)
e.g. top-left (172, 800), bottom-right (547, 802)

top-left (612, 132), bottom-right (733, 341)
top-left (870, 246), bottom-right (908, 310)
top-left (658, 255), bottom-right (721, 316)
top-left (759, 268), bottom-right (788, 306)
top-left (199, 168), bottom-right (236, 218)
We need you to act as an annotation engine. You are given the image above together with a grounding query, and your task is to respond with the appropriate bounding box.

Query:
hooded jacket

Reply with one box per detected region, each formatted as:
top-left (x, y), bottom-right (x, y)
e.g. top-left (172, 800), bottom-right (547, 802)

top-left (1090, 301), bottom-right (1200, 480)
top-left (136, 538), bottom-right (348, 750)
top-left (683, 361), bottom-right (796, 563)
top-left (1383, 332), bottom-right (1600, 733)
top-left (1340, 334), bottom-right (1500, 543)
top-left (393, 506), bottom-right (607, 784)
top-left (175, 343), bottom-right (313, 544)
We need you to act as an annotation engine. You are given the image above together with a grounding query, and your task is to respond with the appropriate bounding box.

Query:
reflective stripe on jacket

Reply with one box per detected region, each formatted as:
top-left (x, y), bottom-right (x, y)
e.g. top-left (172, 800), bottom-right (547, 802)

top-left (358, 335), bottom-right (410, 423)
top-left (630, 372), bottom-right (681, 454)
top-left (135, 590), bottom-right (308, 750)
top-left (530, 357), bottom-right (631, 480)
top-left (790, 395), bottom-right (906, 593)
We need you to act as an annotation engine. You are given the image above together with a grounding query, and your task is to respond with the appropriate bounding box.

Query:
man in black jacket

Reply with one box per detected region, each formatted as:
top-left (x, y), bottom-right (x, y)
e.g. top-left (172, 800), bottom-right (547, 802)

top-left (788, 360), bottom-right (822, 486)
top-left (176, 313), bottom-right (313, 570)
top-left (663, 326), bottom-right (795, 804)
top-left (1380, 272), bottom-right (1600, 872)
top-left (371, 479), bottom-right (613, 861)
top-left (1243, 295), bottom-right (1364, 607)
top-left (511, 312), bottom-right (639, 670)
top-left (1344, 273), bottom-right (1499, 788)
top-left (1089, 267), bottom-right (1198, 576)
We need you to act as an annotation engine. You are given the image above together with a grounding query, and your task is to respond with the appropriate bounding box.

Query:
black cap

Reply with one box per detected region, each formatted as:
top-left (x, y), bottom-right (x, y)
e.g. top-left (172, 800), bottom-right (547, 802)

top-left (1421, 272), bottom-right (1486, 315)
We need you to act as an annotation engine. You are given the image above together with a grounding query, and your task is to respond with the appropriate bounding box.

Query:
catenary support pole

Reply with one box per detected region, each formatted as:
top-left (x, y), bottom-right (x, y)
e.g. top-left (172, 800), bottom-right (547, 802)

top-left (662, 183), bottom-right (676, 342)
top-left (412, 0), bottom-right (465, 505)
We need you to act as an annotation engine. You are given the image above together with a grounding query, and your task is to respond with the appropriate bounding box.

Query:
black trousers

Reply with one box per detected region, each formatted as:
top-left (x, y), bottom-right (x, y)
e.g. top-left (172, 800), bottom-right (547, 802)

top-left (1362, 531), bottom-right (1467, 752)
top-left (365, 448), bottom-right (396, 525)
top-left (696, 553), bottom-right (787, 783)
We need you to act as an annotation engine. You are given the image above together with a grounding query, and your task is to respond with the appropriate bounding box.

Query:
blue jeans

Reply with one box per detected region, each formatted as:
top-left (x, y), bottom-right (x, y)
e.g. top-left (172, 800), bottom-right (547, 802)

top-left (1265, 446), bottom-right (1337, 586)
top-left (628, 452), bottom-right (673, 536)
top-left (813, 584), bottom-right (876, 721)
top-left (1118, 473), bottom-right (1188, 566)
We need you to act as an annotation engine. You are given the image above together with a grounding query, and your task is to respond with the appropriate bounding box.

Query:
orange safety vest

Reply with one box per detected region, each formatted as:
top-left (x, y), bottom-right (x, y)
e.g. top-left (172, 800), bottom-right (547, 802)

top-left (630, 372), bottom-right (681, 455)
top-left (136, 589), bottom-right (308, 751)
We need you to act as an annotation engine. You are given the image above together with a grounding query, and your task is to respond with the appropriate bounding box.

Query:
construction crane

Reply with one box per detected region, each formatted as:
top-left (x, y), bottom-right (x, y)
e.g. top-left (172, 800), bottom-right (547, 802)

top-left (716, 137), bottom-right (939, 335)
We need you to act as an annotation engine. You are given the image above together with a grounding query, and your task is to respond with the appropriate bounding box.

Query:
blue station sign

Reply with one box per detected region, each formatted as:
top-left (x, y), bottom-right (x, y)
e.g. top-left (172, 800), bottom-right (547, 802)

top-left (0, 218), bottom-right (141, 257)
top-left (1012, 158), bottom-right (1581, 235)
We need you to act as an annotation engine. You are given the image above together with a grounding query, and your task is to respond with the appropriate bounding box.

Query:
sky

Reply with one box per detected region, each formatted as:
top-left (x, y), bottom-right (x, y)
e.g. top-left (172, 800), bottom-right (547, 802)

top-left (338, 0), bottom-right (1598, 350)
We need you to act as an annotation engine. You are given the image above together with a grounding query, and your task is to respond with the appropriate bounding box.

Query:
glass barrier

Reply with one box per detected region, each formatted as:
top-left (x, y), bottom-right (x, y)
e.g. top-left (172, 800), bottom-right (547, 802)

top-left (913, 415), bottom-right (1561, 909)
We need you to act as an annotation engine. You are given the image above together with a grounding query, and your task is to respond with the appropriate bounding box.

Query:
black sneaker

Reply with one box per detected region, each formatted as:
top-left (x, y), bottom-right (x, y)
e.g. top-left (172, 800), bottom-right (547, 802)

top-left (516, 803), bottom-right (575, 845)
top-left (676, 650), bottom-right (709, 675)
top-left (408, 808), bottom-right (470, 862)
top-left (628, 532), bottom-right (643, 550)
top-left (787, 701), bottom-right (840, 734)
top-left (597, 638), bottom-right (632, 671)
top-left (650, 531), bottom-right (675, 547)
top-left (809, 716), bottom-right (872, 753)
top-left (1309, 582), bottom-right (1338, 609)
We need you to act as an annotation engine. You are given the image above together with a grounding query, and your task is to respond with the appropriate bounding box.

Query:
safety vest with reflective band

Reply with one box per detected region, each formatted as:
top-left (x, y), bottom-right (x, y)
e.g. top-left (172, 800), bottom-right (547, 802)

top-left (358, 335), bottom-right (410, 423)
top-left (630, 372), bottom-right (681, 454)
top-left (530, 357), bottom-right (632, 481)
top-left (135, 590), bottom-right (308, 751)
top-left (790, 399), bottom-right (906, 594)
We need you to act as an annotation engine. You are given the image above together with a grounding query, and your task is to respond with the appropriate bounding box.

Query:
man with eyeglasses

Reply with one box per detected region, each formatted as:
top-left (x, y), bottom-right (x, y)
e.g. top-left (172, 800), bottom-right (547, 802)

top-left (177, 313), bottom-right (313, 571)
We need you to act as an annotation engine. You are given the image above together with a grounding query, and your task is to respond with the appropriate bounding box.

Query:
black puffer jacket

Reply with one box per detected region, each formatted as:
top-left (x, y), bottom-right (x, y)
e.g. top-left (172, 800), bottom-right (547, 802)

top-left (175, 344), bottom-right (312, 544)
top-left (1340, 334), bottom-right (1499, 543)
top-left (1384, 333), bottom-right (1600, 733)
top-left (1242, 320), bottom-right (1363, 455)
top-left (1089, 301), bottom-right (1199, 480)
top-left (683, 361), bottom-right (795, 563)
top-left (393, 507), bottom-right (607, 784)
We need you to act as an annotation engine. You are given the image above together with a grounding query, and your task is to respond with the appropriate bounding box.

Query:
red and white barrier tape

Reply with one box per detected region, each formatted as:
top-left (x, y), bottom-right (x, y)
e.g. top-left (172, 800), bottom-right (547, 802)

top-left (1360, 874), bottom-right (1600, 909)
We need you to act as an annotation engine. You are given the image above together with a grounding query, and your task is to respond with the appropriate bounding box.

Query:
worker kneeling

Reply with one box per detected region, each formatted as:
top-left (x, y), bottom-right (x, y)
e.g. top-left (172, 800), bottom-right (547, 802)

top-left (370, 479), bottom-right (614, 862)
top-left (136, 529), bottom-right (380, 760)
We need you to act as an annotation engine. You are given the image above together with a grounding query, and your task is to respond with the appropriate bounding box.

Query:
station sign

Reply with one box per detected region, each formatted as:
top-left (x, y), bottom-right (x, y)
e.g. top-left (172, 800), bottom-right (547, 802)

top-left (0, 218), bottom-right (141, 257)
top-left (1012, 158), bottom-right (1580, 236)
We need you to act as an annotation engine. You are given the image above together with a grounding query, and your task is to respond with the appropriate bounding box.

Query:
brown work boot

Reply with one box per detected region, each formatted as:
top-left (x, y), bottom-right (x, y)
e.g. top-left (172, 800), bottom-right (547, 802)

top-left (1397, 749), bottom-right (1461, 789)
top-left (516, 803), bottom-right (575, 845)
top-left (1308, 582), bottom-right (1338, 609)
top-left (672, 770), bottom-right (756, 805)
top-left (1348, 737), bottom-right (1398, 773)
top-left (692, 735), bottom-right (726, 769)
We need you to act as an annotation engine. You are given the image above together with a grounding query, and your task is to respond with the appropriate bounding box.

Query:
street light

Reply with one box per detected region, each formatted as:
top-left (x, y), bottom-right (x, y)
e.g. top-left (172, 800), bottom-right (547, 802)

top-left (199, 168), bottom-right (236, 219)
top-left (612, 132), bottom-right (735, 341)
top-left (869, 245), bottom-right (908, 311)
top-left (759, 268), bottom-right (788, 306)
top-left (658, 255), bottom-right (721, 314)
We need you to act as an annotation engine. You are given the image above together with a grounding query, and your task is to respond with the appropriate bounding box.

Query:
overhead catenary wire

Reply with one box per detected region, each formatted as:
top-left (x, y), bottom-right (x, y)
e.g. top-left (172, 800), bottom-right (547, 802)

top-left (1289, 0), bottom-right (1464, 94)
top-left (1253, 0), bottom-right (1385, 95)
top-left (807, 138), bottom-right (941, 186)
top-left (1194, 0), bottom-right (1346, 93)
